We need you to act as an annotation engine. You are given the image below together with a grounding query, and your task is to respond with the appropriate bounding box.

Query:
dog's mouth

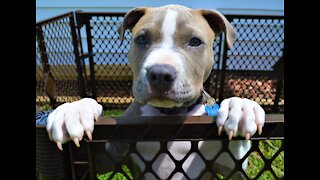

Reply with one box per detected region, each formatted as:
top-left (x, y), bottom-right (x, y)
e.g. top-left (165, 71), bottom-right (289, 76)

top-left (145, 89), bottom-right (200, 108)
top-left (148, 98), bottom-right (183, 108)
top-left (145, 90), bottom-right (204, 115)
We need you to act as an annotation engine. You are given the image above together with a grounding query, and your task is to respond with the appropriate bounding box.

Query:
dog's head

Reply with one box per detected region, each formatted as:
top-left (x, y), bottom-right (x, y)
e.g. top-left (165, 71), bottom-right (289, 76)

top-left (118, 4), bottom-right (236, 108)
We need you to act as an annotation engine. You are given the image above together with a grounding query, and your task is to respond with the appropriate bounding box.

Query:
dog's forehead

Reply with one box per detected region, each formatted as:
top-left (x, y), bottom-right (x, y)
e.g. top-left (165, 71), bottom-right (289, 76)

top-left (155, 4), bottom-right (192, 16)
top-left (149, 5), bottom-right (193, 22)
top-left (132, 5), bottom-right (212, 37)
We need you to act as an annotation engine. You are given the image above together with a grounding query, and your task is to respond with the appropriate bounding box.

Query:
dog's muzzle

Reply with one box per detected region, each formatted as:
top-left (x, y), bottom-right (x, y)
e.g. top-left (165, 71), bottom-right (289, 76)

top-left (146, 64), bottom-right (177, 94)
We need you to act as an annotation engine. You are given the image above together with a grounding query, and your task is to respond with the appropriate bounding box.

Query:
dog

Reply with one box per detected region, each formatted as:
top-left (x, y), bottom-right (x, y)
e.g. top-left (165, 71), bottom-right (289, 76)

top-left (46, 4), bottom-right (265, 179)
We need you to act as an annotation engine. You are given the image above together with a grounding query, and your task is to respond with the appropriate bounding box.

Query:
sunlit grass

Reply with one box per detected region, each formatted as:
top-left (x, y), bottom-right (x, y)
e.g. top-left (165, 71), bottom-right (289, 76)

top-left (97, 165), bottom-right (133, 180)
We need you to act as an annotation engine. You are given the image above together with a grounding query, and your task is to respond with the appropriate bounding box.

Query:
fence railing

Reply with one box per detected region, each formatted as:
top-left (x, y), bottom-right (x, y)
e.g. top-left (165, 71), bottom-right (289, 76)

top-left (36, 114), bottom-right (284, 180)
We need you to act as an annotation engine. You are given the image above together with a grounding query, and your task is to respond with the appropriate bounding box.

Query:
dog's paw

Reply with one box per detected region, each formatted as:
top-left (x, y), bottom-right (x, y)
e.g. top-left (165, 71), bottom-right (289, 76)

top-left (216, 97), bottom-right (265, 140)
top-left (46, 98), bottom-right (103, 150)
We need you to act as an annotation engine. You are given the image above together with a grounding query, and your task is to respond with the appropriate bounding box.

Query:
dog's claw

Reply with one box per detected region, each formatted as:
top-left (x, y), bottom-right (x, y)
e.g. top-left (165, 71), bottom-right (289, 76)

top-left (218, 125), bottom-right (223, 136)
top-left (85, 130), bottom-right (92, 141)
top-left (257, 124), bottom-right (263, 135)
top-left (57, 142), bottom-right (63, 151)
top-left (228, 131), bottom-right (233, 140)
top-left (73, 138), bottom-right (80, 147)
top-left (94, 113), bottom-right (98, 121)
top-left (245, 132), bottom-right (251, 141)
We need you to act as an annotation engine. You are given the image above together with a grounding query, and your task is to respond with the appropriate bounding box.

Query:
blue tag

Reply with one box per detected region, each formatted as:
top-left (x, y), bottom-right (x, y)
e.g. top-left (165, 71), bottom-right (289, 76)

top-left (205, 103), bottom-right (220, 116)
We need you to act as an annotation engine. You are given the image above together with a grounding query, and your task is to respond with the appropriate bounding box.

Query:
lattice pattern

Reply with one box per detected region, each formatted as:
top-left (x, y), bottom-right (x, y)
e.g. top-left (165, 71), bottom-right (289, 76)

top-left (87, 15), bottom-right (133, 109)
top-left (203, 34), bottom-right (223, 100)
top-left (227, 18), bottom-right (284, 71)
top-left (36, 13), bottom-right (82, 108)
top-left (69, 139), bottom-right (284, 180)
top-left (36, 36), bottom-right (49, 106)
top-left (61, 115), bottom-right (284, 180)
top-left (224, 72), bottom-right (277, 113)
top-left (220, 16), bottom-right (284, 112)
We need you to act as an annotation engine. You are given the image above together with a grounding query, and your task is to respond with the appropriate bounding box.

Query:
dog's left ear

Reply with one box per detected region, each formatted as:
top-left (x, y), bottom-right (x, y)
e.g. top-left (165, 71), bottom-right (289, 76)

top-left (118, 7), bottom-right (147, 42)
top-left (199, 9), bottom-right (237, 49)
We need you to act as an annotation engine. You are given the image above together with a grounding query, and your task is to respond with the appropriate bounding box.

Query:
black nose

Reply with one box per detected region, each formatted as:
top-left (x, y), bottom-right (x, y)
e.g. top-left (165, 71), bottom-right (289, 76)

top-left (147, 64), bottom-right (177, 92)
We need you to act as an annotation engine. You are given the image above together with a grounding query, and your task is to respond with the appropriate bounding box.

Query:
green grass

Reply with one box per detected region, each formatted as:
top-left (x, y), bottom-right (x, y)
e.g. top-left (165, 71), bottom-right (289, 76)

top-left (97, 165), bottom-right (133, 180)
top-left (39, 104), bottom-right (52, 111)
top-left (243, 140), bottom-right (284, 179)
top-left (104, 109), bottom-right (125, 117)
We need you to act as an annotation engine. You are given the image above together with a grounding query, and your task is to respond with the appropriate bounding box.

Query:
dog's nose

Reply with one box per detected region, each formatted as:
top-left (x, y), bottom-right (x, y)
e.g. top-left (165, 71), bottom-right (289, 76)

top-left (147, 64), bottom-right (176, 92)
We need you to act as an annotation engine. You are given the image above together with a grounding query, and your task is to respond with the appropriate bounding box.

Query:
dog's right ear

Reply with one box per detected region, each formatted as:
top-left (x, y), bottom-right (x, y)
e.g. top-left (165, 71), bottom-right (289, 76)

top-left (199, 9), bottom-right (237, 49)
top-left (118, 7), bottom-right (147, 42)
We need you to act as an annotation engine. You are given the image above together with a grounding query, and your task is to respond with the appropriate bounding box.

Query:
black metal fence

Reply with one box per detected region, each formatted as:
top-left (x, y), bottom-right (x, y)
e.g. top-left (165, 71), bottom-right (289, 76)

top-left (36, 11), bottom-right (284, 180)
top-left (36, 12), bottom-right (85, 108)
top-left (36, 12), bottom-right (284, 113)
top-left (36, 115), bottom-right (284, 180)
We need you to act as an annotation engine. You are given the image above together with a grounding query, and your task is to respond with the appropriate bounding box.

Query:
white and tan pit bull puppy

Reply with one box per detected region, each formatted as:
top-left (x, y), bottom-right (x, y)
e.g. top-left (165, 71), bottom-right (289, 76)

top-left (46, 4), bottom-right (265, 180)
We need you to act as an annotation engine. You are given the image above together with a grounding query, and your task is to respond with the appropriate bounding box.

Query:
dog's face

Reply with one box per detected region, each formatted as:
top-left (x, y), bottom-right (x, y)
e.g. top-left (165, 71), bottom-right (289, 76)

top-left (118, 5), bottom-right (236, 108)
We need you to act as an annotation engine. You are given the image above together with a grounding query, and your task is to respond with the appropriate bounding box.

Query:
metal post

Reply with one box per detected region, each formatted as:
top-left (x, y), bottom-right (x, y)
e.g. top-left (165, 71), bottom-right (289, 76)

top-left (214, 33), bottom-right (224, 99)
top-left (83, 15), bottom-right (97, 100)
top-left (272, 56), bottom-right (284, 113)
top-left (75, 11), bottom-right (89, 82)
top-left (218, 35), bottom-right (229, 104)
top-left (70, 13), bottom-right (86, 98)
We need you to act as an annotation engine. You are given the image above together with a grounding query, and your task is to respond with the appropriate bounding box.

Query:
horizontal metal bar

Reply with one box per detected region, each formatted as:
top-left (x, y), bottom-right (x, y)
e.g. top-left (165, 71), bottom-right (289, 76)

top-left (75, 11), bottom-right (284, 20)
top-left (79, 52), bottom-right (94, 60)
top-left (94, 114), bottom-right (283, 125)
top-left (72, 161), bottom-right (89, 165)
top-left (36, 11), bottom-right (74, 27)
top-left (75, 11), bottom-right (125, 16)
top-left (225, 14), bottom-right (284, 19)
top-left (215, 69), bottom-right (277, 74)
top-left (36, 114), bottom-right (283, 141)
top-left (90, 114), bottom-right (283, 141)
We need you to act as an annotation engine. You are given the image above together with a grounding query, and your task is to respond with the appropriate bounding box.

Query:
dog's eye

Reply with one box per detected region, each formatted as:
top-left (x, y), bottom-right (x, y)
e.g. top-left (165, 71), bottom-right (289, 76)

top-left (188, 37), bottom-right (203, 47)
top-left (136, 34), bottom-right (148, 47)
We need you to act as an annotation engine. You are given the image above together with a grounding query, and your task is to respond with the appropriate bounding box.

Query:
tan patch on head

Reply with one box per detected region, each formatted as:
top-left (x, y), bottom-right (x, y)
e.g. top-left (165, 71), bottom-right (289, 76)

top-left (126, 5), bottom-right (220, 106)
top-left (128, 5), bottom-right (190, 78)
top-left (128, 8), bottom-right (162, 78)
top-left (171, 9), bottom-right (217, 86)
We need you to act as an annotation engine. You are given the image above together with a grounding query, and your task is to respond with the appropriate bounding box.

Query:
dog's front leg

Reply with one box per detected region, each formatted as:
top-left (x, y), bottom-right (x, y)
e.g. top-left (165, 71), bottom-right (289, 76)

top-left (46, 98), bottom-right (103, 150)
top-left (215, 97), bottom-right (265, 176)
top-left (217, 97), bottom-right (265, 141)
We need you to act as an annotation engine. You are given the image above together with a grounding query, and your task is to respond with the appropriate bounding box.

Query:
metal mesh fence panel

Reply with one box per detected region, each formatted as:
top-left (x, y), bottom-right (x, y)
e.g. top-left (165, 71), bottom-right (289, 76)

top-left (36, 12), bottom-right (84, 109)
top-left (60, 115), bottom-right (284, 180)
top-left (220, 16), bottom-right (284, 113)
top-left (36, 36), bottom-right (50, 107)
top-left (76, 12), bottom-right (133, 110)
